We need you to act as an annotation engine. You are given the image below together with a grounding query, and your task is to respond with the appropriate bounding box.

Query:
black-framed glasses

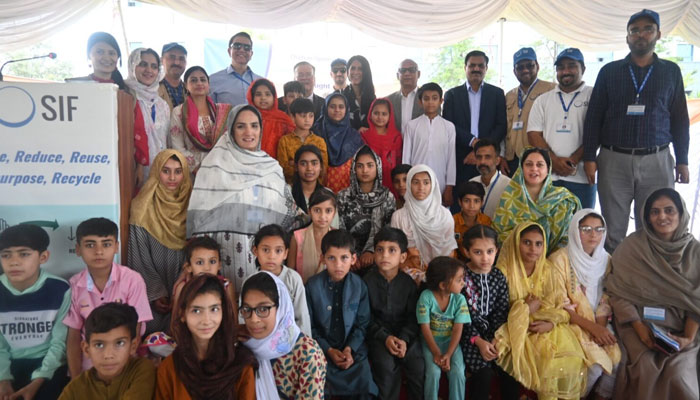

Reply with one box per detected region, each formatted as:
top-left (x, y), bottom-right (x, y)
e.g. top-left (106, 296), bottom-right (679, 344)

top-left (398, 67), bottom-right (418, 74)
top-left (231, 43), bottom-right (252, 51)
top-left (515, 63), bottom-right (536, 71)
top-left (239, 305), bottom-right (276, 319)
top-left (332, 68), bottom-right (346, 74)
top-left (579, 226), bottom-right (606, 234)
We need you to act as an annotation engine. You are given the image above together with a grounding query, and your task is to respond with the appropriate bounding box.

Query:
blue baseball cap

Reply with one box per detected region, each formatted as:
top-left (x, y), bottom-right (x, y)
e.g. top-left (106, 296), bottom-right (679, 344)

top-left (628, 9), bottom-right (660, 28)
top-left (513, 47), bottom-right (537, 66)
top-left (162, 42), bottom-right (187, 55)
top-left (330, 58), bottom-right (347, 68)
top-left (555, 48), bottom-right (584, 66)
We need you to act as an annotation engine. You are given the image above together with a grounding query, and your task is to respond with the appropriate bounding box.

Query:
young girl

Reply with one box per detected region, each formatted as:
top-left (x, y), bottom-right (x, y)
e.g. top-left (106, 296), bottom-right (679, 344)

top-left (417, 256), bottom-right (469, 400)
top-left (290, 145), bottom-right (340, 228)
top-left (241, 271), bottom-right (326, 399)
top-left (314, 93), bottom-right (365, 192)
top-left (459, 225), bottom-right (520, 400)
top-left (246, 78), bottom-right (296, 159)
top-left (289, 189), bottom-right (337, 282)
top-left (338, 145), bottom-right (396, 270)
top-left (250, 224), bottom-right (311, 335)
top-left (361, 98), bottom-right (402, 196)
top-left (155, 274), bottom-right (257, 400)
top-left (391, 164), bottom-right (457, 284)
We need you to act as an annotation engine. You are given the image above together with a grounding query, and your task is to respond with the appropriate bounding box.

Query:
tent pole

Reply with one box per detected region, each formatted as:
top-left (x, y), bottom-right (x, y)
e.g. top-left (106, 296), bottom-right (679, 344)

top-left (498, 18), bottom-right (505, 87)
top-left (116, 0), bottom-right (130, 56)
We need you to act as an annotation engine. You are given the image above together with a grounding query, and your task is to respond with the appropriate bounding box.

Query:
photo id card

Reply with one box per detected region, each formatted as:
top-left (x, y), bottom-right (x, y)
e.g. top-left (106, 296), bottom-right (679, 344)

top-left (512, 121), bottom-right (523, 131)
top-left (556, 122), bottom-right (572, 133)
top-left (643, 306), bottom-right (666, 321)
top-left (627, 104), bottom-right (645, 116)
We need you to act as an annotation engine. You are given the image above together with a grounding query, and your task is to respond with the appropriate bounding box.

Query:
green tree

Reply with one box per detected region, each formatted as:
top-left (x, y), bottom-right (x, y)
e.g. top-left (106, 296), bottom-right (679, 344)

top-left (0, 44), bottom-right (75, 81)
top-left (428, 38), bottom-right (495, 90)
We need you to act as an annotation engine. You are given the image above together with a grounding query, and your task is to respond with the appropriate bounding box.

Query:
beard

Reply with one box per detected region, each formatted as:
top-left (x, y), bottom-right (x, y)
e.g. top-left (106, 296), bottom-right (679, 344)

top-left (628, 37), bottom-right (656, 56)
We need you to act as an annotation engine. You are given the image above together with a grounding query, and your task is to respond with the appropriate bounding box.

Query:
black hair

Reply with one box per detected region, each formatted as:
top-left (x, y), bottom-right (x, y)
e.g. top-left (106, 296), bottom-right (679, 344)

top-left (456, 181), bottom-right (485, 202)
top-left (289, 97), bottom-right (315, 115)
top-left (283, 81), bottom-right (304, 96)
top-left (355, 145), bottom-right (375, 161)
top-left (579, 213), bottom-right (605, 227)
top-left (291, 145), bottom-right (325, 212)
top-left (643, 188), bottom-right (684, 230)
top-left (86, 32), bottom-right (126, 91)
top-left (240, 272), bottom-right (279, 308)
top-left (0, 224), bottom-right (50, 252)
top-left (184, 236), bottom-right (221, 263)
top-left (76, 218), bottom-right (118, 243)
top-left (521, 147), bottom-right (551, 170)
top-left (417, 82), bottom-right (443, 100)
top-left (464, 50), bottom-right (490, 66)
top-left (391, 164), bottom-right (412, 180)
top-left (321, 229), bottom-right (355, 255)
top-left (229, 32), bottom-right (252, 47)
top-left (184, 66), bottom-right (209, 83)
top-left (520, 223), bottom-right (545, 238)
top-left (373, 227), bottom-right (408, 253)
top-left (308, 189), bottom-right (337, 210)
top-left (253, 224), bottom-right (290, 249)
top-left (371, 98), bottom-right (391, 114)
top-left (347, 55), bottom-right (375, 100)
top-left (473, 138), bottom-right (500, 154)
top-left (251, 79), bottom-right (277, 98)
top-left (84, 302), bottom-right (138, 342)
top-left (463, 224), bottom-right (499, 251)
top-left (424, 256), bottom-right (464, 292)
top-left (140, 48), bottom-right (161, 67)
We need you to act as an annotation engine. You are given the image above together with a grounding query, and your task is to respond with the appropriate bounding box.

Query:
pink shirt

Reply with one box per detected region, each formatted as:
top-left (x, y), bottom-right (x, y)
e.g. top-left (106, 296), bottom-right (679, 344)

top-left (63, 262), bottom-right (152, 371)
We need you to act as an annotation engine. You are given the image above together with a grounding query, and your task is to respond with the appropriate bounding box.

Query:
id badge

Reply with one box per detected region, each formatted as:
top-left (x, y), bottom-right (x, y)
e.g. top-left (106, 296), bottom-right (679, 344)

top-left (643, 306), bottom-right (666, 321)
top-left (556, 122), bottom-right (572, 133)
top-left (627, 104), bottom-right (645, 116)
top-left (512, 121), bottom-right (523, 131)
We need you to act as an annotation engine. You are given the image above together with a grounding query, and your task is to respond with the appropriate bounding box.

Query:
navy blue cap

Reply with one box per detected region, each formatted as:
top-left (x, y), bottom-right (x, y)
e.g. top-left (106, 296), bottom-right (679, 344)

top-left (628, 9), bottom-right (660, 28)
top-left (331, 58), bottom-right (347, 68)
top-left (513, 47), bottom-right (537, 65)
top-left (555, 48), bottom-right (584, 66)
top-left (162, 42), bottom-right (187, 55)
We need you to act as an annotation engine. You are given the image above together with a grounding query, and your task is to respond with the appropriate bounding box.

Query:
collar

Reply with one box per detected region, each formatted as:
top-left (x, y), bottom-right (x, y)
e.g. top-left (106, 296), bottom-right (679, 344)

top-left (624, 53), bottom-right (659, 68)
top-left (226, 64), bottom-right (252, 77)
top-left (305, 92), bottom-right (314, 101)
top-left (467, 81), bottom-right (484, 93)
top-left (81, 263), bottom-right (118, 291)
top-left (0, 269), bottom-right (48, 295)
top-left (161, 79), bottom-right (184, 89)
top-left (482, 170), bottom-right (500, 186)
top-left (401, 87), bottom-right (417, 98)
top-left (555, 82), bottom-right (586, 94)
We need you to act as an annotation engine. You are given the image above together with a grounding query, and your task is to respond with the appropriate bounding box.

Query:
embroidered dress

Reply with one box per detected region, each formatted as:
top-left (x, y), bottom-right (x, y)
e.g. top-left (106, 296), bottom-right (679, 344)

top-left (272, 334), bottom-right (326, 399)
top-left (361, 99), bottom-right (403, 197)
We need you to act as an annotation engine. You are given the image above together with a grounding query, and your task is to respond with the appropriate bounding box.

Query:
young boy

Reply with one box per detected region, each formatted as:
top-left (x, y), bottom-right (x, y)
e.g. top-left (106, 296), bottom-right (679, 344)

top-left (63, 218), bottom-right (152, 379)
top-left (277, 98), bottom-right (329, 183)
top-left (390, 164), bottom-right (412, 209)
top-left (402, 82), bottom-right (456, 206)
top-left (453, 182), bottom-right (492, 261)
top-left (363, 227), bottom-right (423, 400)
top-left (305, 230), bottom-right (378, 399)
top-left (278, 80), bottom-right (304, 114)
top-left (0, 224), bottom-right (71, 399)
top-left (58, 303), bottom-right (155, 399)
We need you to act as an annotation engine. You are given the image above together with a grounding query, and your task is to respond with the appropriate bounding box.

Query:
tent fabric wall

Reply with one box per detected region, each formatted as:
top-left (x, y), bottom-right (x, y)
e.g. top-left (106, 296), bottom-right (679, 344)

top-left (3, 0), bottom-right (700, 52)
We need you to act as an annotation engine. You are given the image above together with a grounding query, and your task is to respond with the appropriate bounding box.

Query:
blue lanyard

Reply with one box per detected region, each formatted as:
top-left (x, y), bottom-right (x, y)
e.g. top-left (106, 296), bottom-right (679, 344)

top-left (517, 79), bottom-right (538, 118)
top-left (232, 69), bottom-right (252, 86)
top-left (481, 172), bottom-right (501, 213)
top-left (628, 64), bottom-right (654, 104)
top-left (150, 104), bottom-right (156, 122)
top-left (557, 92), bottom-right (579, 120)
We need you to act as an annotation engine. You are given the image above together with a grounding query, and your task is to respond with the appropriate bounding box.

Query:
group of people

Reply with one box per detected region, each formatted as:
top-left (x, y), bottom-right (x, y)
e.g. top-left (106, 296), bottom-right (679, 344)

top-left (0, 7), bottom-right (697, 400)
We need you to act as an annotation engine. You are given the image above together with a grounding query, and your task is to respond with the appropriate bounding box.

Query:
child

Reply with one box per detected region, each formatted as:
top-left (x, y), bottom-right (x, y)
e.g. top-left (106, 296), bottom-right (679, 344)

top-left (305, 230), bottom-right (378, 398)
top-left (391, 165), bottom-right (457, 284)
top-left (63, 218), bottom-right (152, 379)
top-left (361, 98), bottom-right (402, 196)
top-left (417, 256), bottom-right (469, 400)
top-left (0, 225), bottom-right (71, 399)
top-left (58, 303), bottom-right (155, 399)
top-left (459, 225), bottom-right (520, 400)
top-left (250, 224), bottom-right (311, 336)
top-left (278, 80), bottom-right (304, 114)
top-left (402, 82), bottom-right (456, 206)
top-left (277, 98), bottom-right (329, 183)
top-left (391, 163), bottom-right (411, 209)
top-left (156, 275), bottom-right (256, 399)
top-left (246, 78), bottom-right (296, 159)
top-left (363, 227), bottom-right (424, 400)
top-left (453, 181), bottom-right (492, 261)
top-left (290, 145), bottom-right (341, 228)
top-left (289, 189), bottom-right (338, 282)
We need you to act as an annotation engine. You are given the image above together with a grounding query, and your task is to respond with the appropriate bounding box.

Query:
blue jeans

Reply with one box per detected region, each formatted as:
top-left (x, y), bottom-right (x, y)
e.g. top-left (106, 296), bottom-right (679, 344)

top-left (553, 180), bottom-right (597, 209)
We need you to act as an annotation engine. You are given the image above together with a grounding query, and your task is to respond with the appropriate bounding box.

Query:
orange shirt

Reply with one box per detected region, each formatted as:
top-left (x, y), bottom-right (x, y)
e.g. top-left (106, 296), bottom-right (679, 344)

top-left (453, 212), bottom-right (492, 261)
top-left (277, 132), bottom-right (329, 184)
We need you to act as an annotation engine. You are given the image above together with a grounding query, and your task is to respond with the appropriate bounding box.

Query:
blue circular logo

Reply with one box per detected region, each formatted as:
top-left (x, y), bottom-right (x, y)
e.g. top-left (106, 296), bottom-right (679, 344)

top-left (0, 86), bottom-right (36, 128)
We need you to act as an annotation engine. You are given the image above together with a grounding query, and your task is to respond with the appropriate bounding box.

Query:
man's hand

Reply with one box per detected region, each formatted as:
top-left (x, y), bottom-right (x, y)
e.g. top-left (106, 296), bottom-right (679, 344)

top-left (551, 154), bottom-right (575, 176)
top-left (464, 151), bottom-right (477, 165)
top-left (442, 186), bottom-right (454, 207)
top-left (0, 380), bottom-right (15, 400)
top-left (385, 336), bottom-right (401, 356)
top-left (498, 158), bottom-right (511, 175)
top-left (9, 378), bottom-right (44, 400)
top-left (153, 297), bottom-right (171, 314)
top-left (676, 164), bottom-right (690, 184)
top-left (632, 321), bottom-right (654, 349)
top-left (584, 161), bottom-right (597, 185)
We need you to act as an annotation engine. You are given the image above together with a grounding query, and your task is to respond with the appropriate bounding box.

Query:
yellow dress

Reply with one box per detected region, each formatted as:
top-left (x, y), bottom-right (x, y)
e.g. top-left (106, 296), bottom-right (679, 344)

top-left (494, 222), bottom-right (587, 400)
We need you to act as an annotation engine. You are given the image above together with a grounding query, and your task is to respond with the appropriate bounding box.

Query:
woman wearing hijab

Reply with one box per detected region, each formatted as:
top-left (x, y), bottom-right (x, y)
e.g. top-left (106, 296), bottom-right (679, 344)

top-left (241, 271), bottom-right (326, 399)
top-left (187, 104), bottom-right (299, 294)
top-left (605, 188), bottom-right (700, 400)
top-left (549, 209), bottom-right (620, 400)
top-left (169, 66), bottom-right (232, 175)
top-left (361, 98), bottom-right (403, 197)
top-left (67, 31), bottom-right (127, 91)
top-left (341, 55), bottom-right (376, 130)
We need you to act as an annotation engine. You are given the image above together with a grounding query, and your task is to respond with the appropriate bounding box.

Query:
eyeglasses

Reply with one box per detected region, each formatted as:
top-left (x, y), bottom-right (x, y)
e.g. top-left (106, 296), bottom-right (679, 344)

top-left (515, 63), bottom-right (536, 72)
top-left (230, 43), bottom-right (252, 51)
top-left (239, 305), bottom-right (276, 319)
top-left (628, 26), bottom-right (657, 36)
top-left (398, 67), bottom-right (418, 74)
top-left (332, 68), bottom-right (346, 74)
top-left (579, 226), bottom-right (606, 234)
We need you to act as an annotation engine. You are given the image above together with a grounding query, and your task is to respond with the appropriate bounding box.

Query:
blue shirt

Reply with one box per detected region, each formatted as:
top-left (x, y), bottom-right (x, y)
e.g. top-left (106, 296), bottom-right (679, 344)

top-left (583, 54), bottom-right (689, 164)
top-left (467, 81), bottom-right (483, 141)
top-left (208, 65), bottom-right (262, 106)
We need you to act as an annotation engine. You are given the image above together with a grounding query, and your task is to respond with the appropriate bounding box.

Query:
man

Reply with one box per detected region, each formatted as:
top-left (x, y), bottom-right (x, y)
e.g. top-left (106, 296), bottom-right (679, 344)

top-left (583, 9), bottom-right (689, 251)
top-left (503, 47), bottom-right (556, 176)
top-left (528, 48), bottom-right (595, 208)
top-left (158, 42), bottom-right (187, 110)
top-left (294, 61), bottom-right (325, 121)
top-left (443, 50), bottom-right (507, 195)
top-left (387, 59), bottom-right (424, 133)
top-left (209, 32), bottom-right (262, 106)
top-left (469, 139), bottom-right (511, 219)
top-left (326, 58), bottom-right (347, 96)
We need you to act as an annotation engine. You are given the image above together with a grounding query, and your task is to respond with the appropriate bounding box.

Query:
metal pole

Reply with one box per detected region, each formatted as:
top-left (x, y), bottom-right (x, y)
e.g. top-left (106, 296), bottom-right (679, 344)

top-left (498, 18), bottom-right (505, 87)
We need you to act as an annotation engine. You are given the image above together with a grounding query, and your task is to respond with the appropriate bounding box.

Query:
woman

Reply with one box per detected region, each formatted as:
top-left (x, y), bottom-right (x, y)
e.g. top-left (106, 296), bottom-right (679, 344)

top-left (494, 222), bottom-right (587, 400)
top-left (341, 55), bottom-right (376, 130)
top-left (67, 32), bottom-right (127, 91)
top-left (337, 146), bottom-right (395, 269)
top-left (155, 274), bottom-right (256, 399)
top-left (128, 149), bottom-right (191, 334)
top-left (169, 66), bottom-right (232, 174)
top-left (361, 98), bottom-right (402, 197)
top-left (549, 209), bottom-right (620, 399)
top-left (187, 104), bottom-right (299, 293)
top-left (241, 271), bottom-right (326, 399)
top-left (125, 48), bottom-right (170, 183)
top-left (605, 188), bottom-right (700, 400)
top-left (493, 147), bottom-right (580, 254)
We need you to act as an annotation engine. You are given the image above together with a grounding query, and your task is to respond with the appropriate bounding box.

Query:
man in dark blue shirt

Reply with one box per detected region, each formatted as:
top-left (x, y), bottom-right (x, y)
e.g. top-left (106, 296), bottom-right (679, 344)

top-left (583, 9), bottom-right (689, 251)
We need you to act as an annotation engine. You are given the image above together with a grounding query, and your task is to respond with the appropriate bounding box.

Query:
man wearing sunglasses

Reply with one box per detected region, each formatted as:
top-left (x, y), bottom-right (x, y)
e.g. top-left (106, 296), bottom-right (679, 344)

top-left (326, 58), bottom-right (348, 96)
top-left (388, 59), bottom-right (424, 134)
top-left (209, 31), bottom-right (262, 106)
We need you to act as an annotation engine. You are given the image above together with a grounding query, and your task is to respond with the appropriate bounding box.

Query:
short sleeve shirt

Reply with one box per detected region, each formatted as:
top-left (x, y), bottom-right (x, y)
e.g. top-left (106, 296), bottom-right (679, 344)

top-left (416, 290), bottom-right (470, 342)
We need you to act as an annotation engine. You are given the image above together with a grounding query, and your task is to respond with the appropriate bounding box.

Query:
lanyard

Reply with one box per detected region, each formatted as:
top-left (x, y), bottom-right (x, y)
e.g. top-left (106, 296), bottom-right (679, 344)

top-left (517, 79), bottom-right (538, 118)
top-left (557, 92), bottom-right (579, 120)
top-left (232, 69), bottom-right (252, 86)
top-left (150, 104), bottom-right (156, 122)
top-left (628, 64), bottom-right (654, 104)
top-left (481, 172), bottom-right (501, 213)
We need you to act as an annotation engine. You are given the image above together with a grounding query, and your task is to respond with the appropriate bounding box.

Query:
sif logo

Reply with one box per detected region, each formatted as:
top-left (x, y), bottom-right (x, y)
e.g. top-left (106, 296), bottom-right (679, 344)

top-left (0, 85), bottom-right (78, 128)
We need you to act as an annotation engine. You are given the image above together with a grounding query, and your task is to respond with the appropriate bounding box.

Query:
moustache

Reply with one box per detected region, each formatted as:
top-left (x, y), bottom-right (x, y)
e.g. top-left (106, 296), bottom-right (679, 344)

top-left (477, 164), bottom-right (489, 170)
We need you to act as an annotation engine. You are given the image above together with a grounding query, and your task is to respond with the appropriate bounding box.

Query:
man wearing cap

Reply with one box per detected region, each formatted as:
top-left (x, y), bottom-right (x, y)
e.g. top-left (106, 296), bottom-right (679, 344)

top-left (209, 32), bottom-right (262, 106)
top-left (387, 59), bottom-right (424, 133)
top-left (528, 48), bottom-right (595, 208)
top-left (294, 61), bottom-right (325, 121)
top-left (158, 42), bottom-right (187, 110)
top-left (325, 58), bottom-right (348, 96)
top-left (583, 9), bottom-right (689, 251)
top-left (503, 47), bottom-right (556, 176)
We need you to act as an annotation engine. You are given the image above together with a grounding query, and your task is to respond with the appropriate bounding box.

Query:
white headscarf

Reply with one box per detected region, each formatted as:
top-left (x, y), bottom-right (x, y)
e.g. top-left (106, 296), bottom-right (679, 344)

top-left (242, 271), bottom-right (301, 400)
top-left (394, 164), bottom-right (456, 263)
top-left (566, 208), bottom-right (608, 309)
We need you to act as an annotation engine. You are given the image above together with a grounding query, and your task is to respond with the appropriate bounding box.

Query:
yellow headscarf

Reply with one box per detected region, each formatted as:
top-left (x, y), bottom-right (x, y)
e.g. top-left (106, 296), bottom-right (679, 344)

top-left (130, 149), bottom-right (192, 250)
